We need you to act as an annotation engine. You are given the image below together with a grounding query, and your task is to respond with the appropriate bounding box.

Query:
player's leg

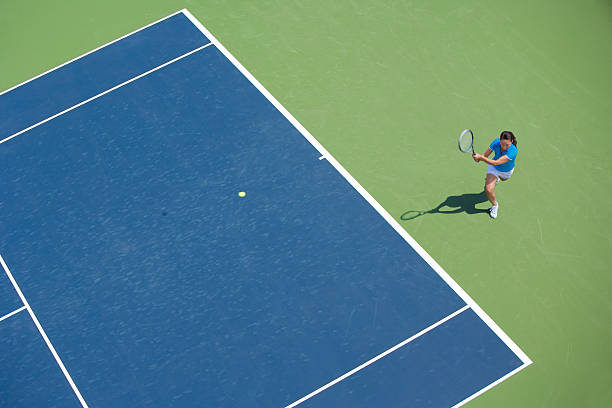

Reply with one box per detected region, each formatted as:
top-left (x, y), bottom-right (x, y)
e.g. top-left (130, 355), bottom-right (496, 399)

top-left (484, 173), bottom-right (498, 206)
top-left (484, 173), bottom-right (500, 218)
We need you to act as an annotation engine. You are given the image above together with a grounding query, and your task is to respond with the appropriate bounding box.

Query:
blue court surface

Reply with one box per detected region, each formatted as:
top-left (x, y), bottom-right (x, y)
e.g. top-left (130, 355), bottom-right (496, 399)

top-left (0, 10), bottom-right (531, 408)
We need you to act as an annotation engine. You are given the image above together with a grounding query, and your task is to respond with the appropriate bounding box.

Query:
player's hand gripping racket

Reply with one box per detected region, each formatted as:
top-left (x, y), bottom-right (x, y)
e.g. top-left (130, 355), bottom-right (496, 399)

top-left (458, 129), bottom-right (475, 157)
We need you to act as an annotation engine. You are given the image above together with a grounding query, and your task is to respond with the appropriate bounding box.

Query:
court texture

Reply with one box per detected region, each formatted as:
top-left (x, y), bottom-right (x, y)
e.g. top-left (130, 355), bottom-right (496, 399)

top-left (1, 2), bottom-right (611, 408)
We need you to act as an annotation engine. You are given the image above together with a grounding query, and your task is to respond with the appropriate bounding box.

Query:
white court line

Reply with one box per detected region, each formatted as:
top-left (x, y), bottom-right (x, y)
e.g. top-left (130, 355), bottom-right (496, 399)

top-left (0, 305), bottom-right (27, 323)
top-left (452, 363), bottom-right (530, 408)
top-left (0, 10), bottom-right (185, 97)
top-left (181, 8), bottom-right (532, 403)
top-left (0, 9), bottom-right (531, 406)
top-left (181, 8), bottom-right (532, 364)
top-left (284, 305), bottom-right (470, 408)
top-left (0, 254), bottom-right (88, 408)
top-left (0, 42), bottom-right (213, 146)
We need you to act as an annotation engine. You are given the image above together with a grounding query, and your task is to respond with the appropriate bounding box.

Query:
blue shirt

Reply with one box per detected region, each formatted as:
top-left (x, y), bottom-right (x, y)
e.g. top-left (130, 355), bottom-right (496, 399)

top-left (489, 138), bottom-right (517, 172)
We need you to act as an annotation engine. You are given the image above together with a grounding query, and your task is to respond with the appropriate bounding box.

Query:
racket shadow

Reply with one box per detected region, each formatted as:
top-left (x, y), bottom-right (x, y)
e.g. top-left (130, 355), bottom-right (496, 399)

top-left (401, 190), bottom-right (489, 221)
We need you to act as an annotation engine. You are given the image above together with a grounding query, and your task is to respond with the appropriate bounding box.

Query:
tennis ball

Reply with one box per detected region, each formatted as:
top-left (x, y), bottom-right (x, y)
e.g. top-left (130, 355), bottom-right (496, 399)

top-left (238, 191), bottom-right (246, 197)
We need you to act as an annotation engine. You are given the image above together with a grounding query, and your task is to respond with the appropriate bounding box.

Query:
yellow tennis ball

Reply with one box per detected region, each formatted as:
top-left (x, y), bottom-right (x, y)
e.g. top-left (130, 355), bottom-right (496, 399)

top-left (238, 191), bottom-right (246, 197)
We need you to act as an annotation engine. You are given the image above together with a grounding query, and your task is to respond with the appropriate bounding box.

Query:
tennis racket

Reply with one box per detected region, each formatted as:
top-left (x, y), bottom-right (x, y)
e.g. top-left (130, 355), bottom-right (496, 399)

top-left (458, 129), bottom-right (475, 156)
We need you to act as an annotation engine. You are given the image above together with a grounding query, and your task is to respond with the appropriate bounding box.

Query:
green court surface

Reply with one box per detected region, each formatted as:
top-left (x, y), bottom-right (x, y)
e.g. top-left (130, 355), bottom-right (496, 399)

top-left (1, 1), bottom-right (611, 406)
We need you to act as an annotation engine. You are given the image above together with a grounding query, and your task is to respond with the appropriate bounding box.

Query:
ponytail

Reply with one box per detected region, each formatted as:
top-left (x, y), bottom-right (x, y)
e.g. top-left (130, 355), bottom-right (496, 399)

top-left (500, 130), bottom-right (517, 147)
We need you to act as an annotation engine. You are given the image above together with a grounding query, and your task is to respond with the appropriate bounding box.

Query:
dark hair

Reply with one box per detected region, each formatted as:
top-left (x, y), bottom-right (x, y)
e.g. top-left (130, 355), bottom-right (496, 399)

top-left (500, 131), bottom-right (517, 147)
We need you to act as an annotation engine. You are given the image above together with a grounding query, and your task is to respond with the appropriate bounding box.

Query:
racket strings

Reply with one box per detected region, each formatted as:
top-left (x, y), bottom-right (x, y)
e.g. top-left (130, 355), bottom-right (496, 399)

top-left (458, 130), bottom-right (474, 153)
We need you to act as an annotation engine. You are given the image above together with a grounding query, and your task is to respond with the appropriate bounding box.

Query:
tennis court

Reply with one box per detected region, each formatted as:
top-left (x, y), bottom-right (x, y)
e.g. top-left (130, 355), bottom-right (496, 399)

top-left (0, 10), bottom-right (532, 407)
top-left (2, 2), bottom-right (612, 407)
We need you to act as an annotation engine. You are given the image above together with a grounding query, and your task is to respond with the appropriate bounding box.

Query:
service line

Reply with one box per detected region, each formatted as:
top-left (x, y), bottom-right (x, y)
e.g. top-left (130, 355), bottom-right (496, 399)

top-left (0, 254), bottom-right (89, 408)
top-left (0, 305), bottom-right (27, 323)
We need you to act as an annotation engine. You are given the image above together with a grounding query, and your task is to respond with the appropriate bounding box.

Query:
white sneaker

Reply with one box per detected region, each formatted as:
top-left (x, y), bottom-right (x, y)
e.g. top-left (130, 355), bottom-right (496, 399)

top-left (489, 204), bottom-right (498, 219)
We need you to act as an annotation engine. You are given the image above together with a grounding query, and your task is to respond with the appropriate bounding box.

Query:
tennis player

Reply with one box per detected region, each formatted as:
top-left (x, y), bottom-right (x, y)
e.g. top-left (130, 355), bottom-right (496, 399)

top-left (472, 131), bottom-right (518, 219)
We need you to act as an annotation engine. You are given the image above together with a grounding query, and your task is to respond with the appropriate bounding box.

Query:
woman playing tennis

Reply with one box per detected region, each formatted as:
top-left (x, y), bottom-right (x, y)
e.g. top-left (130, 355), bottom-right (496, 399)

top-left (472, 131), bottom-right (518, 219)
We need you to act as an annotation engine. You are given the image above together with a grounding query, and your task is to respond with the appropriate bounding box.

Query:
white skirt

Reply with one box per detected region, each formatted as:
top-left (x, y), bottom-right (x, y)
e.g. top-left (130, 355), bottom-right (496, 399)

top-left (486, 165), bottom-right (514, 181)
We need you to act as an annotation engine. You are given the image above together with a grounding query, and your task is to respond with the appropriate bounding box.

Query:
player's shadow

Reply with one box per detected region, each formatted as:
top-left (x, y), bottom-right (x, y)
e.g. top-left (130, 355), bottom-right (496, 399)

top-left (401, 190), bottom-right (489, 220)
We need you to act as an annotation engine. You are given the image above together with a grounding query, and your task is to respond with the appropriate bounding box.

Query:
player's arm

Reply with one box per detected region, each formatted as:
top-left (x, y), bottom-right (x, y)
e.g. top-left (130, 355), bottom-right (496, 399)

top-left (475, 154), bottom-right (510, 166)
top-left (473, 147), bottom-right (494, 163)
